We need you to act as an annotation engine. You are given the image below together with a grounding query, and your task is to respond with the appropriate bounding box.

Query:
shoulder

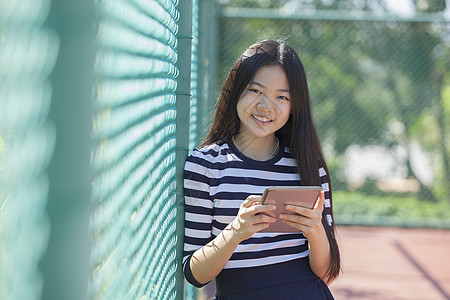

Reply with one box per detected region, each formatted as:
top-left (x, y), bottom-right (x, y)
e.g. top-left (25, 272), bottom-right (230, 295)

top-left (185, 142), bottom-right (233, 168)
top-left (188, 142), bottom-right (231, 159)
top-left (191, 141), bottom-right (229, 155)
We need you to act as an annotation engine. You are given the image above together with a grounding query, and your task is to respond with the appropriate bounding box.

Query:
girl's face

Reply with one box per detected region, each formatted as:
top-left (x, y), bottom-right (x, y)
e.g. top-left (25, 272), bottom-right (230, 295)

top-left (236, 64), bottom-right (291, 140)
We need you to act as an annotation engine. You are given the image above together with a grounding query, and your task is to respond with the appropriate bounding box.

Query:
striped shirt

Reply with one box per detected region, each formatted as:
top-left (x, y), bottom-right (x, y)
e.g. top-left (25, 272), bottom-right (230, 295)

top-left (183, 141), bottom-right (333, 274)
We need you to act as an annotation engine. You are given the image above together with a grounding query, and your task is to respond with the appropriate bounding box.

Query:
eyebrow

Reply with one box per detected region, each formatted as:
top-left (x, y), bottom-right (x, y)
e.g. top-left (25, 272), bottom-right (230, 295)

top-left (250, 81), bottom-right (290, 93)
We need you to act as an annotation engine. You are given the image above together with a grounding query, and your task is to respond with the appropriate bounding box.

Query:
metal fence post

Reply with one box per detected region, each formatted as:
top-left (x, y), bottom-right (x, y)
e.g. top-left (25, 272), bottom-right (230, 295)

top-left (40, 1), bottom-right (95, 299)
top-left (197, 0), bottom-right (219, 142)
top-left (175, 0), bottom-right (193, 299)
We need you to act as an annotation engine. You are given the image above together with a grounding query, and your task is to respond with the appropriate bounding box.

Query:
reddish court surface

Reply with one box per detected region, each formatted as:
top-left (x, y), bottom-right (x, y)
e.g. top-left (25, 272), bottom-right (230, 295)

top-left (330, 226), bottom-right (450, 300)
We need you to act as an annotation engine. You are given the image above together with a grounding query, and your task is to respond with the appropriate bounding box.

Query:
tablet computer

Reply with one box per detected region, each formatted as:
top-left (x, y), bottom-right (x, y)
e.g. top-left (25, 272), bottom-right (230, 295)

top-left (259, 186), bottom-right (322, 233)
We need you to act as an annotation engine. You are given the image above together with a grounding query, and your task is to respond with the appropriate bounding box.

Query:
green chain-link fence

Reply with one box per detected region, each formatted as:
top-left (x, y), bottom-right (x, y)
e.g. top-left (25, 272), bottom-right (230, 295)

top-left (1, 0), bottom-right (197, 299)
top-left (89, 0), bottom-right (186, 299)
top-left (2, 0), bottom-right (95, 299)
top-left (0, 0), bottom-right (57, 298)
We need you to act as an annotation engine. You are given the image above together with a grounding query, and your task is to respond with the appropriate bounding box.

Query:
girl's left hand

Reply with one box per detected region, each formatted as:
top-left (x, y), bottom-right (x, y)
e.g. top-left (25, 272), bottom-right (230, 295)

top-left (279, 191), bottom-right (326, 241)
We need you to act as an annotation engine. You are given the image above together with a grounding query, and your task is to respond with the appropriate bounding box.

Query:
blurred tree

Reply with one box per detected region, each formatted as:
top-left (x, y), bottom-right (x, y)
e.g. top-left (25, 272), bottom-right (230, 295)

top-left (217, 0), bottom-right (449, 201)
top-left (363, 0), bottom-right (449, 201)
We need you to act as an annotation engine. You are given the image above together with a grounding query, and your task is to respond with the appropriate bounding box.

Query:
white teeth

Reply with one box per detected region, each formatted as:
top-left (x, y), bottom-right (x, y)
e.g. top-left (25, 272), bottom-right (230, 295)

top-left (253, 115), bottom-right (271, 122)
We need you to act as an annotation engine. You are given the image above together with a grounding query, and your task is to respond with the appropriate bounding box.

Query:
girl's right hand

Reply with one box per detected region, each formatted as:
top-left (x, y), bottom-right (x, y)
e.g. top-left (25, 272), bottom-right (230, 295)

top-left (229, 195), bottom-right (276, 242)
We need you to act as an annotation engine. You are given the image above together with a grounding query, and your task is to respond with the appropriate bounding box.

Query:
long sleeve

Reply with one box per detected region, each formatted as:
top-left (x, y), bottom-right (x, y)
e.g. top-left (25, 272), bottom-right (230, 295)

top-left (319, 166), bottom-right (333, 229)
top-left (183, 153), bottom-right (214, 286)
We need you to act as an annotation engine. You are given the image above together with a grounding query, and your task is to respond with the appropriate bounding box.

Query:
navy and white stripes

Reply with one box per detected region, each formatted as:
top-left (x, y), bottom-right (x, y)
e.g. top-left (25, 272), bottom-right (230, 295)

top-left (183, 141), bottom-right (333, 271)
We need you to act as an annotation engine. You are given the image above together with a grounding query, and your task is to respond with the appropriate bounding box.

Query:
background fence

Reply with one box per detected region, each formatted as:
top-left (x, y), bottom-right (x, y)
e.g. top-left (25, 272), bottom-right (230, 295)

top-left (89, 0), bottom-right (180, 299)
top-left (0, 0), bottom-right (58, 299)
top-left (216, 0), bottom-right (450, 228)
top-left (1, 0), bottom-right (192, 299)
top-left (1, 0), bottom-right (449, 300)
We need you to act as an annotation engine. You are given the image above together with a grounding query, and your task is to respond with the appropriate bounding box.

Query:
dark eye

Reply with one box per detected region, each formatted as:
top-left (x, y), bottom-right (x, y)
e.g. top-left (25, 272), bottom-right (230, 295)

top-left (278, 95), bottom-right (290, 101)
top-left (248, 88), bottom-right (262, 94)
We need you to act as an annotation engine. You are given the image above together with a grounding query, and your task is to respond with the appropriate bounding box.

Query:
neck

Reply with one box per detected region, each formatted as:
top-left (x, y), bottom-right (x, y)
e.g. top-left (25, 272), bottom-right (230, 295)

top-left (232, 135), bottom-right (279, 161)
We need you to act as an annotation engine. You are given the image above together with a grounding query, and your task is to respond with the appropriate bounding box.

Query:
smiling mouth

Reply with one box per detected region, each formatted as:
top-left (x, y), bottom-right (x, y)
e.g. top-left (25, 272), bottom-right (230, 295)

top-left (252, 115), bottom-right (272, 123)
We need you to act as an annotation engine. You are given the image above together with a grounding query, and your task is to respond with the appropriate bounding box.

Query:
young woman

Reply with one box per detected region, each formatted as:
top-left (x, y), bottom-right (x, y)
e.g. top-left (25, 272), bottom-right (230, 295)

top-left (183, 39), bottom-right (341, 299)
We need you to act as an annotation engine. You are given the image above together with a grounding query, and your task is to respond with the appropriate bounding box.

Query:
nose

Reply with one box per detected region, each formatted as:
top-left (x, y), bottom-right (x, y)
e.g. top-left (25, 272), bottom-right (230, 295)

top-left (257, 95), bottom-right (275, 111)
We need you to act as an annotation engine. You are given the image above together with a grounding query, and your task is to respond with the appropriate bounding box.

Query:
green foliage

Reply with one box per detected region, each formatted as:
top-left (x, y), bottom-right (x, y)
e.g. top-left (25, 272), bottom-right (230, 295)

top-left (333, 190), bottom-right (450, 221)
top-left (218, 0), bottom-right (450, 203)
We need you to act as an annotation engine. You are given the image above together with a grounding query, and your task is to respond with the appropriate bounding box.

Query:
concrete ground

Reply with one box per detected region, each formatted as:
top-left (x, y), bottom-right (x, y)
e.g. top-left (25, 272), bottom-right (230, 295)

top-left (330, 226), bottom-right (450, 300)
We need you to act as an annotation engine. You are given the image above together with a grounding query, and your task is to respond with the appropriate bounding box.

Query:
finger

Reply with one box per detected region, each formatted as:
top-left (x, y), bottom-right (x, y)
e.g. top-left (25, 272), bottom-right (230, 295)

top-left (280, 216), bottom-right (318, 235)
top-left (254, 213), bottom-right (276, 223)
top-left (284, 204), bottom-right (312, 216)
top-left (253, 222), bottom-right (273, 232)
top-left (279, 213), bottom-right (309, 224)
top-left (252, 202), bottom-right (276, 212)
top-left (243, 195), bottom-right (262, 207)
top-left (280, 219), bottom-right (303, 231)
top-left (281, 206), bottom-right (321, 224)
top-left (246, 203), bottom-right (276, 219)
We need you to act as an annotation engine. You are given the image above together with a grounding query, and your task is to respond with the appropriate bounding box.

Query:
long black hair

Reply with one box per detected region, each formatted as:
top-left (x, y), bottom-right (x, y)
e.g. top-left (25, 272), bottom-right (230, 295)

top-left (201, 39), bottom-right (341, 281)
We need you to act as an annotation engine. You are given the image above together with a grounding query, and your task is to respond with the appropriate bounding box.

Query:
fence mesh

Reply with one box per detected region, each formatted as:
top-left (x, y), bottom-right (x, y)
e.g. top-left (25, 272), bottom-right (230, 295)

top-left (0, 0), bottom-right (57, 299)
top-left (89, 0), bottom-right (179, 299)
top-left (189, 0), bottom-right (200, 151)
top-left (186, 1), bottom-right (199, 299)
top-left (217, 2), bottom-right (450, 227)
